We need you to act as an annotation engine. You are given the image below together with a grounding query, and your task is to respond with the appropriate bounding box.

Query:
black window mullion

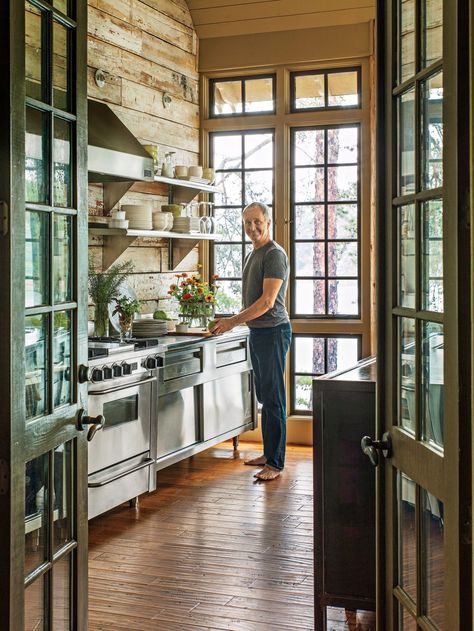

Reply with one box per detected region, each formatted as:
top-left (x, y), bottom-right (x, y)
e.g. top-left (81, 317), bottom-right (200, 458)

top-left (324, 129), bottom-right (329, 315)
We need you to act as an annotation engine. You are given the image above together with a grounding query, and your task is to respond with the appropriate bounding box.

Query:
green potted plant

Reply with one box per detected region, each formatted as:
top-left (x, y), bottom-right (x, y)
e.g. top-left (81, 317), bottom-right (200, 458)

top-left (112, 295), bottom-right (141, 341)
top-left (88, 261), bottom-right (135, 337)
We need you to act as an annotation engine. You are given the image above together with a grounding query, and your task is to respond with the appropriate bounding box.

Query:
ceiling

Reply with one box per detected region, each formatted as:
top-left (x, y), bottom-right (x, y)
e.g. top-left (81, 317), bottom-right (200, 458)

top-left (186, 0), bottom-right (376, 39)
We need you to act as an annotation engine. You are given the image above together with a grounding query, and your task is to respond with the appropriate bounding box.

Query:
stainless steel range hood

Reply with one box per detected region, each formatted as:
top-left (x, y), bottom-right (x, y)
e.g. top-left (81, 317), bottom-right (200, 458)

top-left (88, 99), bottom-right (154, 184)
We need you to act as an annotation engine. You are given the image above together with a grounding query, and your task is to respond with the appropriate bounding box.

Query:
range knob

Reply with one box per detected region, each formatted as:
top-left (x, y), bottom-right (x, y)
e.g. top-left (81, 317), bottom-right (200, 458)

top-left (103, 366), bottom-right (113, 380)
top-left (91, 368), bottom-right (104, 382)
top-left (112, 363), bottom-right (123, 377)
top-left (144, 355), bottom-right (158, 370)
top-left (122, 361), bottom-right (132, 375)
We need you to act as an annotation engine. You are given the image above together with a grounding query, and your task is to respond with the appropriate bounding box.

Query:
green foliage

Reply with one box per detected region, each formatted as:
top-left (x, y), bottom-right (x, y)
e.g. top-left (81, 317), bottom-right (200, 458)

top-left (112, 296), bottom-right (141, 319)
top-left (88, 261), bottom-right (135, 306)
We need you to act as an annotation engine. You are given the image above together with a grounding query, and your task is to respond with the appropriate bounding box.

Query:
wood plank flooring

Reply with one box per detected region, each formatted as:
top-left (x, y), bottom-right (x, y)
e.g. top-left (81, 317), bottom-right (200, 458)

top-left (88, 442), bottom-right (314, 631)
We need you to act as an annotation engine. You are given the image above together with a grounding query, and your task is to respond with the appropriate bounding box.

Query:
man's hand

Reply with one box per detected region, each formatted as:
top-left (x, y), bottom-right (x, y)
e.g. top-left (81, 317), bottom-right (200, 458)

top-left (209, 317), bottom-right (236, 335)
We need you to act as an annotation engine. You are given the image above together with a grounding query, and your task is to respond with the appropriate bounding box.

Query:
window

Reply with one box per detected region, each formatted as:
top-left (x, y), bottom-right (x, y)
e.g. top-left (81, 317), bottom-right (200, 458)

top-left (291, 335), bottom-right (361, 413)
top-left (210, 74), bottom-right (276, 117)
top-left (291, 68), bottom-right (360, 111)
top-left (210, 130), bottom-right (274, 313)
top-left (291, 125), bottom-right (360, 317)
top-left (203, 63), bottom-right (370, 414)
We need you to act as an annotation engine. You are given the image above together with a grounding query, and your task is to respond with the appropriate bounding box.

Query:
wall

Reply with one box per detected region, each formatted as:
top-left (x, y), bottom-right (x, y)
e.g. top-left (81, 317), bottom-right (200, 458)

top-left (87, 0), bottom-right (201, 316)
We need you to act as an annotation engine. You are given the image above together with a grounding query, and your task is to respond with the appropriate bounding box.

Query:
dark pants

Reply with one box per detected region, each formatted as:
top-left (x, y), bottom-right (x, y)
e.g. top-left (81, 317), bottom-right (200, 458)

top-left (249, 322), bottom-right (292, 471)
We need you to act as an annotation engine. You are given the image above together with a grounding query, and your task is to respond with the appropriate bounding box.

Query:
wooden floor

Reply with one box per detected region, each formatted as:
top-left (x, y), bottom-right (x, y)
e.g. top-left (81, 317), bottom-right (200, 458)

top-left (88, 442), bottom-right (314, 631)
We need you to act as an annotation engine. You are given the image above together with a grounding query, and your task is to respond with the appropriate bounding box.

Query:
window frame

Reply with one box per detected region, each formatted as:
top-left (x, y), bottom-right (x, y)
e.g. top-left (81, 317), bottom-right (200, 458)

top-left (290, 123), bottom-right (362, 319)
top-left (290, 66), bottom-right (362, 113)
top-left (201, 59), bottom-right (373, 417)
top-left (209, 128), bottom-right (275, 315)
top-left (209, 73), bottom-right (277, 118)
top-left (290, 332), bottom-right (362, 415)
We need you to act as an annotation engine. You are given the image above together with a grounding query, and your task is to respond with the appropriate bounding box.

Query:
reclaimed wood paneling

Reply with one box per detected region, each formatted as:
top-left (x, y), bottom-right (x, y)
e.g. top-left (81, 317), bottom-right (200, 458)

top-left (87, 0), bottom-right (201, 313)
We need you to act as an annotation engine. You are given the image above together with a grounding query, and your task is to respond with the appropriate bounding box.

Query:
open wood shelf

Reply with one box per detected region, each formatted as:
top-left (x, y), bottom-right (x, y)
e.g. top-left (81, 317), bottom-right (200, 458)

top-left (89, 224), bottom-right (221, 269)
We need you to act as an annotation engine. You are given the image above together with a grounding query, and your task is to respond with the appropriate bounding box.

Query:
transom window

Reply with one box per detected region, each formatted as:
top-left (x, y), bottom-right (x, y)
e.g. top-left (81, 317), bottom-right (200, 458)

top-left (290, 68), bottom-right (360, 111)
top-left (210, 74), bottom-right (276, 117)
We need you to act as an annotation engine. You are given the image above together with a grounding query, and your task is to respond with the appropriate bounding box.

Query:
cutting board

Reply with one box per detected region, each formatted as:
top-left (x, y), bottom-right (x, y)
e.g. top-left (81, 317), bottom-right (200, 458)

top-left (173, 328), bottom-right (212, 337)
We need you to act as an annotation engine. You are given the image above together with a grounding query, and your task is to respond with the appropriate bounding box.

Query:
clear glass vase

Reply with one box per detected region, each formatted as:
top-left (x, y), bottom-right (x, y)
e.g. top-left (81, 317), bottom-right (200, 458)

top-left (118, 315), bottom-right (133, 342)
top-left (94, 302), bottom-right (109, 338)
top-left (179, 302), bottom-right (214, 330)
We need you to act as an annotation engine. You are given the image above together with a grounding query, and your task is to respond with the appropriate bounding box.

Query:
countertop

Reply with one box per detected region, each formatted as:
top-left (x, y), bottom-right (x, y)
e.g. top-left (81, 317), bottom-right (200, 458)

top-left (155, 326), bottom-right (249, 352)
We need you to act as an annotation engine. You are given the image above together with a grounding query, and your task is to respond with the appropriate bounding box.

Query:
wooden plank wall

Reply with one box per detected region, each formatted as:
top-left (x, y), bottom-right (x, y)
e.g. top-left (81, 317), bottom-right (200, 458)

top-left (87, 0), bottom-right (200, 317)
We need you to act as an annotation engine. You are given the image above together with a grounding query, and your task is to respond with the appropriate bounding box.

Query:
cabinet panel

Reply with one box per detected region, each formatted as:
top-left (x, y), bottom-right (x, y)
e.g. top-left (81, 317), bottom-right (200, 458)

top-left (203, 372), bottom-right (252, 441)
top-left (157, 386), bottom-right (198, 459)
top-left (313, 357), bottom-right (376, 629)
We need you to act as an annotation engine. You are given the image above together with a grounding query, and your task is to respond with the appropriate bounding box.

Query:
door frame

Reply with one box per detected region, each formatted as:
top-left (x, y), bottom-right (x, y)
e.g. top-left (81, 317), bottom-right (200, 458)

top-left (376, 0), bottom-right (472, 629)
top-left (0, 0), bottom-right (89, 628)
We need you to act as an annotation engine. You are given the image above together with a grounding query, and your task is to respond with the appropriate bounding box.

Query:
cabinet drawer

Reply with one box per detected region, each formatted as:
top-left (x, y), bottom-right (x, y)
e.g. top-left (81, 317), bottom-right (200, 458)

top-left (162, 349), bottom-right (202, 381)
top-left (216, 339), bottom-right (247, 368)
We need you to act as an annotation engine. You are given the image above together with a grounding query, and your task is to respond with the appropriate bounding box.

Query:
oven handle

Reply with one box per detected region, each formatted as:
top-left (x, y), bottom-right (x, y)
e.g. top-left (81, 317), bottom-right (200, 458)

top-left (88, 375), bottom-right (156, 396)
top-left (88, 458), bottom-right (154, 488)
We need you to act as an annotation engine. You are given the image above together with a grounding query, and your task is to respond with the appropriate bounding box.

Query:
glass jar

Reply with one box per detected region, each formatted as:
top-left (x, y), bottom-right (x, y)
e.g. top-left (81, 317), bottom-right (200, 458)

top-left (94, 302), bottom-right (109, 337)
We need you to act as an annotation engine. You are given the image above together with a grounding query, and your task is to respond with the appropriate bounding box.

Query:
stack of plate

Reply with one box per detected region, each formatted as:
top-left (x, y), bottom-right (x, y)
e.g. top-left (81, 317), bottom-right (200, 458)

top-left (132, 319), bottom-right (168, 338)
top-left (121, 204), bottom-right (153, 230)
top-left (172, 217), bottom-right (201, 233)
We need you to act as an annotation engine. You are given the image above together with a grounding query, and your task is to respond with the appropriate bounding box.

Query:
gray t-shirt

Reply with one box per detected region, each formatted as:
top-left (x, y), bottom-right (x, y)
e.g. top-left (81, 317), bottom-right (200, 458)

top-left (242, 240), bottom-right (290, 328)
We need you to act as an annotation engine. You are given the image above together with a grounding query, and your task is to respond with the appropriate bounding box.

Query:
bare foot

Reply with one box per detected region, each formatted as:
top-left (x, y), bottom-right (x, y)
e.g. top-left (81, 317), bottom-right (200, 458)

top-left (254, 465), bottom-right (281, 481)
top-left (244, 455), bottom-right (267, 466)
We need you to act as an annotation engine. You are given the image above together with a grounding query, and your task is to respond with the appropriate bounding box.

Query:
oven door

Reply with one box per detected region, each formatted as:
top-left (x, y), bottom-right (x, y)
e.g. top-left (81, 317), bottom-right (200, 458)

top-left (87, 376), bottom-right (155, 475)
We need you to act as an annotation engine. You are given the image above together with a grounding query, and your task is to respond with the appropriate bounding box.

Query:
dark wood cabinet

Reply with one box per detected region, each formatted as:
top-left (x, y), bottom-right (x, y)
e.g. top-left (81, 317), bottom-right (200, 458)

top-left (313, 356), bottom-right (376, 630)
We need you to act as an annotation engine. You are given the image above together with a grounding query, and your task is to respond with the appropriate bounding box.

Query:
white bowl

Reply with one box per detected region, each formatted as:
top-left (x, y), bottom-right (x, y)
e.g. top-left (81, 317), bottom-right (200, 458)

top-left (110, 219), bottom-right (129, 229)
top-left (175, 165), bottom-right (188, 178)
top-left (152, 215), bottom-right (168, 231)
top-left (188, 166), bottom-right (203, 178)
top-left (110, 210), bottom-right (126, 221)
top-left (160, 212), bottom-right (173, 230)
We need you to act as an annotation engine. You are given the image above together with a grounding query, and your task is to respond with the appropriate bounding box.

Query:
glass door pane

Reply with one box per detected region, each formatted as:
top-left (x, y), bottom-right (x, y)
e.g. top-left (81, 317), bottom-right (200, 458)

top-left (20, 0), bottom-right (87, 627)
top-left (385, 0), bottom-right (450, 627)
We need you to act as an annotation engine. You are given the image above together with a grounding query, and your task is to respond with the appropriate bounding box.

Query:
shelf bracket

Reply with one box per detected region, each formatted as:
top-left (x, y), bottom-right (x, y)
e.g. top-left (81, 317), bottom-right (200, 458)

top-left (169, 237), bottom-right (199, 269)
top-left (103, 181), bottom-right (134, 212)
top-left (102, 234), bottom-right (137, 269)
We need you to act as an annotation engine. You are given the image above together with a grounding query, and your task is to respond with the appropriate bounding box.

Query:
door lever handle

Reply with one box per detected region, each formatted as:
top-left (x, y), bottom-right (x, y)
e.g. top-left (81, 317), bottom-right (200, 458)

top-left (77, 408), bottom-right (105, 432)
top-left (87, 423), bottom-right (103, 442)
top-left (361, 432), bottom-right (392, 466)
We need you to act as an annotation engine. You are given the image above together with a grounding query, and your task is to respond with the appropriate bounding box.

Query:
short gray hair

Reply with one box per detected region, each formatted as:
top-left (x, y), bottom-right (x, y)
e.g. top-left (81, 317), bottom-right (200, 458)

top-left (242, 202), bottom-right (271, 220)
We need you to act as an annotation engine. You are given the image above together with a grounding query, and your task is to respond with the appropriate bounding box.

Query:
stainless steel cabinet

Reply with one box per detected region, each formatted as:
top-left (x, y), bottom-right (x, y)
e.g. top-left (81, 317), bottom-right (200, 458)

top-left (156, 386), bottom-right (199, 458)
top-left (153, 333), bottom-right (257, 473)
top-left (202, 372), bottom-right (253, 441)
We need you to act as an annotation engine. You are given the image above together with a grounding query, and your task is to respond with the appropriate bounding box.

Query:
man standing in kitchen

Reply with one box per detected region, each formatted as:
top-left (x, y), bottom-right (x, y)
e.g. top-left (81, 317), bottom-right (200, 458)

top-left (210, 202), bottom-right (292, 481)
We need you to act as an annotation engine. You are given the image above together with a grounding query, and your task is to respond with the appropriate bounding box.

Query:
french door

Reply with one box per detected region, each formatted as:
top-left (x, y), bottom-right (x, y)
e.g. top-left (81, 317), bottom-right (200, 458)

top-left (377, 0), bottom-right (471, 629)
top-left (0, 1), bottom-right (89, 629)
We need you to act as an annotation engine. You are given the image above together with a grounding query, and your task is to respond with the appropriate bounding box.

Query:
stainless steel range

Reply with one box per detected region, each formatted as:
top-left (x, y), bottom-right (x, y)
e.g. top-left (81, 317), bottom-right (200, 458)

top-left (86, 337), bottom-right (163, 519)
